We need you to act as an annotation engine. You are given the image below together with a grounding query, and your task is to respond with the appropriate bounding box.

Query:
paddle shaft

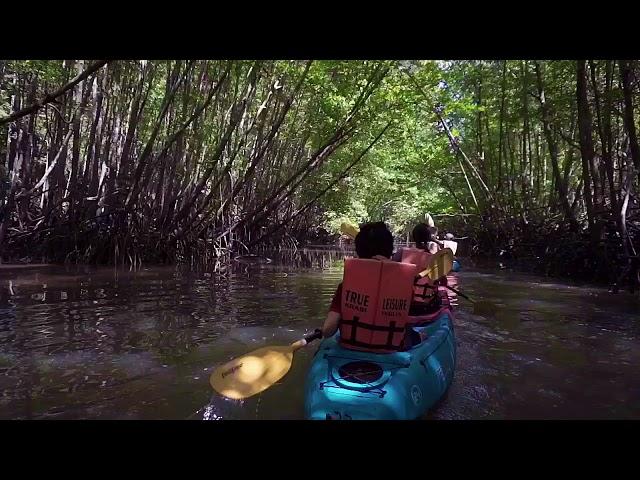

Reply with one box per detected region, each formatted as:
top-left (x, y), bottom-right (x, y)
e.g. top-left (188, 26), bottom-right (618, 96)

top-left (291, 329), bottom-right (323, 351)
top-left (442, 283), bottom-right (474, 302)
top-left (304, 329), bottom-right (323, 342)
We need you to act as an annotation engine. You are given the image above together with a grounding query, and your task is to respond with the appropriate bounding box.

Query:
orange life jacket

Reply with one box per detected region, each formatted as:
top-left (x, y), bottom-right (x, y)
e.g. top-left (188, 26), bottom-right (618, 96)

top-left (407, 287), bottom-right (452, 325)
top-left (339, 258), bottom-right (416, 353)
top-left (400, 247), bottom-right (436, 304)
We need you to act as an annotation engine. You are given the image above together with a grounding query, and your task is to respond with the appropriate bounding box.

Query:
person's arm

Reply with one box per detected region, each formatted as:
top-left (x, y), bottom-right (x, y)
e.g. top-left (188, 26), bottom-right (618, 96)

top-left (322, 283), bottom-right (342, 338)
top-left (322, 311), bottom-right (341, 338)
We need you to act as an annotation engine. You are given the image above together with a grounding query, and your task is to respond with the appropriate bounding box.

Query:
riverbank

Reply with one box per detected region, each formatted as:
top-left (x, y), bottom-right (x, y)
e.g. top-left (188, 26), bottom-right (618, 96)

top-left (1, 247), bottom-right (636, 298)
top-left (0, 263), bottom-right (56, 270)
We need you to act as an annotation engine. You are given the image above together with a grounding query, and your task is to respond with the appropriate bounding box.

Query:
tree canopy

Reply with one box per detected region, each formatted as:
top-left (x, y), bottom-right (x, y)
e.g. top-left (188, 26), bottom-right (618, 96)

top-left (1, 59), bottom-right (638, 284)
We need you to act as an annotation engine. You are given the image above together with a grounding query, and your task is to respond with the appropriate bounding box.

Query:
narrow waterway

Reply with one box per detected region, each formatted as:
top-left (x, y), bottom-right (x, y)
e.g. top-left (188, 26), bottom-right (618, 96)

top-left (1, 249), bottom-right (638, 419)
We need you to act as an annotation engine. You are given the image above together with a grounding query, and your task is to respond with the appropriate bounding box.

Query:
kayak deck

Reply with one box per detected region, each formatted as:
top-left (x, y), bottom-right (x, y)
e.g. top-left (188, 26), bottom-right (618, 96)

top-left (305, 309), bottom-right (456, 420)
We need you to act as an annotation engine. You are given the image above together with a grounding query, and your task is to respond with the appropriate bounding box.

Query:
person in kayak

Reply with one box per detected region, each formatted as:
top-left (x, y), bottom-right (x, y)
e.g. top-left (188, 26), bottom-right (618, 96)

top-left (322, 221), bottom-right (421, 352)
top-left (393, 222), bottom-right (449, 314)
top-left (427, 226), bottom-right (441, 253)
top-left (322, 222), bottom-right (395, 339)
top-left (391, 223), bottom-right (438, 261)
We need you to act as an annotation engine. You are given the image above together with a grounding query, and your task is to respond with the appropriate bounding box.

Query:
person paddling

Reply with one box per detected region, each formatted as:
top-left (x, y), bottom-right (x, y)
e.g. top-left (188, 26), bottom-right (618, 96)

top-left (393, 223), bottom-right (449, 311)
top-left (393, 223), bottom-right (440, 261)
top-left (322, 222), bottom-right (396, 338)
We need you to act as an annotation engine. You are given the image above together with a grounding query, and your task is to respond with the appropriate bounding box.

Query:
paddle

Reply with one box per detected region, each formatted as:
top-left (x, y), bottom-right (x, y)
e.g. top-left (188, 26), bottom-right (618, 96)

top-left (417, 247), bottom-right (454, 280)
top-left (416, 248), bottom-right (497, 314)
top-left (340, 222), bottom-right (359, 240)
top-left (210, 329), bottom-right (323, 400)
top-left (440, 284), bottom-right (498, 316)
top-left (419, 257), bottom-right (497, 315)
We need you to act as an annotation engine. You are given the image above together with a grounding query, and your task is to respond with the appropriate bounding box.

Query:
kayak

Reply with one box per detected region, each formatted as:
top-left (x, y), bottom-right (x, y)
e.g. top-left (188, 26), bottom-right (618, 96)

top-left (304, 301), bottom-right (456, 420)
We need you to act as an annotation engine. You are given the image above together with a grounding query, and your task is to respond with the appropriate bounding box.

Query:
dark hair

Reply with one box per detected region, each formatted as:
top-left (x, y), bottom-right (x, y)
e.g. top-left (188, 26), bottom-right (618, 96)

top-left (412, 223), bottom-right (432, 249)
top-left (355, 222), bottom-right (393, 259)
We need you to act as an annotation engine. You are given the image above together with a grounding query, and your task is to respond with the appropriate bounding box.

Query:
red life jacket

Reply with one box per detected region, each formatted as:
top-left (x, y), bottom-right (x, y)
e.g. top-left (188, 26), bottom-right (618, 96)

top-left (400, 247), bottom-right (431, 269)
top-left (407, 287), bottom-right (453, 325)
top-left (339, 258), bottom-right (416, 353)
top-left (401, 247), bottom-right (436, 304)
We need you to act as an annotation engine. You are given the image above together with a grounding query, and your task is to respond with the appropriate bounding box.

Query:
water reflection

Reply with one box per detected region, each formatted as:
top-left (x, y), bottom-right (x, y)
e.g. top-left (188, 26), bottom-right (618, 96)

top-left (1, 248), bottom-right (639, 419)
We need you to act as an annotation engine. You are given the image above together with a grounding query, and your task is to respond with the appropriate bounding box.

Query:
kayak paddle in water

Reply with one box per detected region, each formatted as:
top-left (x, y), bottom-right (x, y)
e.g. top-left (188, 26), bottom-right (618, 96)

top-left (441, 284), bottom-right (498, 316)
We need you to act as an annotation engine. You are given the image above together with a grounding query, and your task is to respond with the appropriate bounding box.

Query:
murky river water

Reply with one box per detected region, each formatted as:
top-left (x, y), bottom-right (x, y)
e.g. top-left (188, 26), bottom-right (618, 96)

top-left (1, 248), bottom-right (639, 419)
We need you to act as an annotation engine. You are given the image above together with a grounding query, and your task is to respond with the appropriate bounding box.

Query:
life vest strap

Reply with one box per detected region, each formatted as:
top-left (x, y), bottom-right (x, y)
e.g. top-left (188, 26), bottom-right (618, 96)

top-left (412, 280), bottom-right (436, 300)
top-left (339, 338), bottom-right (404, 351)
top-left (340, 316), bottom-right (404, 351)
top-left (340, 317), bottom-right (406, 333)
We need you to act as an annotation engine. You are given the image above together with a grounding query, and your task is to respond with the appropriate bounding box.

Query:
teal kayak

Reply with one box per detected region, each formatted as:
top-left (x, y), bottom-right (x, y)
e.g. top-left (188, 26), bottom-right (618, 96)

top-left (304, 306), bottom-right (456, 420)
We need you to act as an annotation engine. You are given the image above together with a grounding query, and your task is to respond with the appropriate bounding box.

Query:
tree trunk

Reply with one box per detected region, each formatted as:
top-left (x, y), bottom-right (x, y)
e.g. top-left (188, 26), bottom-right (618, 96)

top-left (576, 60), bottom-right (596, 236)
top-left (69, 60), bottom-right (91, 223)
top-left (589, 60), bottom-right (618, 215)
top-left (619, 60), bottom-right (640, 183)
top-left (534, 61), bottom-right (577, 229)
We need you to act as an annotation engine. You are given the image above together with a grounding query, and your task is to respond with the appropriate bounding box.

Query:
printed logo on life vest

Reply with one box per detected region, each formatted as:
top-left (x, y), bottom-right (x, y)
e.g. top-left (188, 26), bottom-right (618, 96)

top-left (221, 363), bottom-right (242, 378)
top-left (381, 297), bottom-right (408, 317)
top-left (411, 385), bottom-right (422, 406)
top-left (344, 290), bottom-right (370, 313)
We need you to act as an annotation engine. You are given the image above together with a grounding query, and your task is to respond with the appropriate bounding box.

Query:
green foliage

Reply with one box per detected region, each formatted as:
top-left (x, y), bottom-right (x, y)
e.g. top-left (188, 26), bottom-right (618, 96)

top-left (312, 61), bottom-right (459, 235)
top-left (2, 58), bottom-right (638, 278)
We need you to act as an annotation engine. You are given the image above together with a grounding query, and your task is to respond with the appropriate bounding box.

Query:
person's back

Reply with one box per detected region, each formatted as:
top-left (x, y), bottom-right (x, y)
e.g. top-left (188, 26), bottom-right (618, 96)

top-left (322, 222), bottom-right (416, 352)
top-left (426, 226), bottom-right (440, 254)
top-left (392, 223), bottom-right (438, 261)
top-left (393, 223), bottom-right (442, 310)
top-left (339, 257), bottom-right (415, 352)
top-left (398, 224), bottom-right (454, 348)
top-left (402, 223), bottom-right (433, 265)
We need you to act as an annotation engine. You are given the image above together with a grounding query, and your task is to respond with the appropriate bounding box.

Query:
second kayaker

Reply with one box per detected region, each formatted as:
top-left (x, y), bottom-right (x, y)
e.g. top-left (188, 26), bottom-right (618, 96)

top-left (392, 223), bottom-right (438, 262)
top-left (392, 223), bottom-right (450, 315)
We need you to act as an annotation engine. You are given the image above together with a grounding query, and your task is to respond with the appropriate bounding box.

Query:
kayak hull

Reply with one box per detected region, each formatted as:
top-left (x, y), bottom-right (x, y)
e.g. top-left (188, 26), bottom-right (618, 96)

top-left (304, 309), bottom-right (456, 420)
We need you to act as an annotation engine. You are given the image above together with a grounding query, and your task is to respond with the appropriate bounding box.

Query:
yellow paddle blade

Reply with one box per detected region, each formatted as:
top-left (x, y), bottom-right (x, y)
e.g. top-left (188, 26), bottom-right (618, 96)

top-left (420, 248), bottom-right (454, 280)
top-left (340, 222), bottom-right (359, 239)
top-left (210, 345), bottom-right (295, 400)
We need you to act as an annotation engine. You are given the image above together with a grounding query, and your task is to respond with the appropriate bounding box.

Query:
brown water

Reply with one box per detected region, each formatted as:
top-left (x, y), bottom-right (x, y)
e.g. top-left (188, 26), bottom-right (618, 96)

top-left (1, 249), bottom-right (639, 420)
